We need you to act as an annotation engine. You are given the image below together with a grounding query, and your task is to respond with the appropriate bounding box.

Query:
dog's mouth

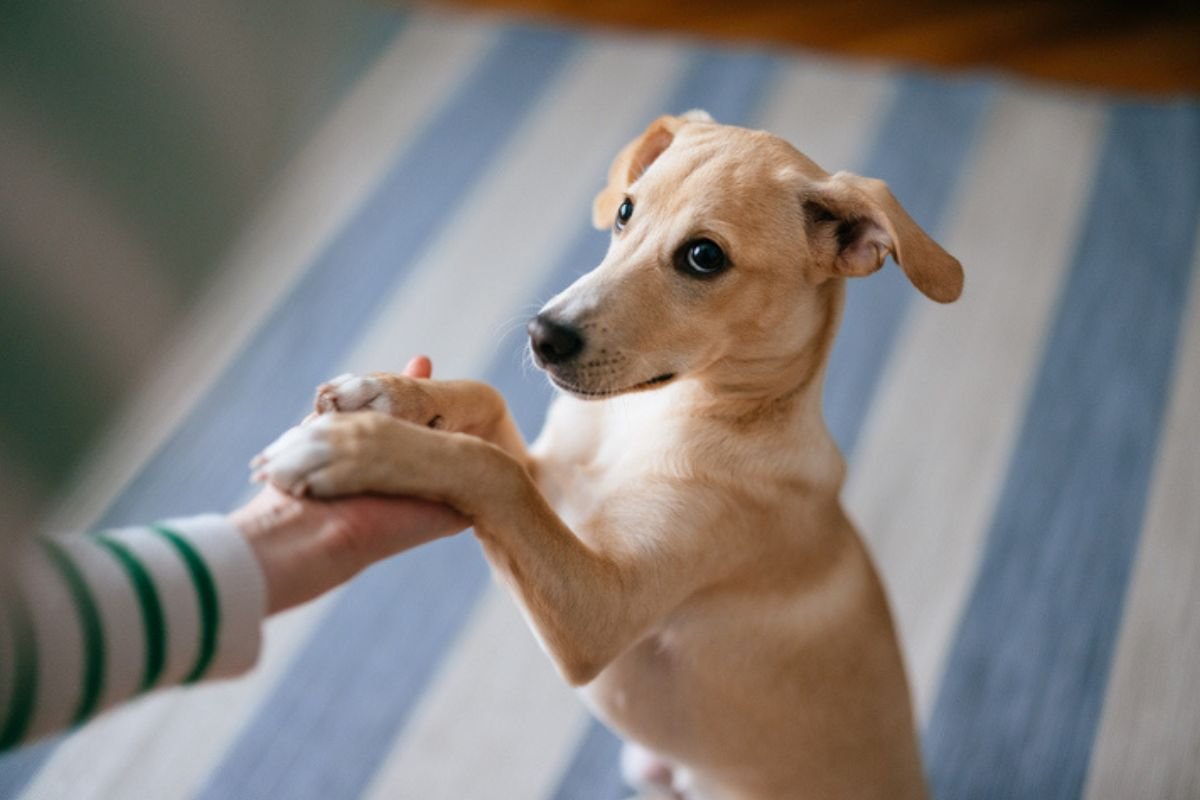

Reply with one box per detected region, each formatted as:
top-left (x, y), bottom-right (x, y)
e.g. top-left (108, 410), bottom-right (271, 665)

top-left (548, 371), bottom-right (676, 399)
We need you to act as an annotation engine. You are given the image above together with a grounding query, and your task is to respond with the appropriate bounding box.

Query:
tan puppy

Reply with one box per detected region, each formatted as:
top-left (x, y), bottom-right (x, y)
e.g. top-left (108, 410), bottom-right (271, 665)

top-left (254, 110), bottom-right (962, 799)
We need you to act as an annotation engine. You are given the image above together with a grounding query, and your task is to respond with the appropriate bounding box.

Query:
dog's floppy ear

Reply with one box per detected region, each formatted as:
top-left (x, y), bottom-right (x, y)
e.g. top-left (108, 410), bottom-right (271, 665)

top-left (591, 110), bottom-right (713, 230)
top-left (801, 171), bottom-right (963, 303)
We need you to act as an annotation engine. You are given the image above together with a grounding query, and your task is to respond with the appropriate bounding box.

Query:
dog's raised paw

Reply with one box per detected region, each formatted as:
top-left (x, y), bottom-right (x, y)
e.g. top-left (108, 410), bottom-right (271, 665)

top-left (315, 373), bottom-right (391, 414)
top-left (251, 419), bottom-right (335, 496)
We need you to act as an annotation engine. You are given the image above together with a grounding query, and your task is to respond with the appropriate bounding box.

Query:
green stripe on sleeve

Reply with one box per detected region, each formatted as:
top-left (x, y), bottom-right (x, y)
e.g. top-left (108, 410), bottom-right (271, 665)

top-left (40, 538), bottom-right (105, 725)
top-left (0, 588), bottom-right (38, 748)
top-left (95, 535), bottom-right (166, 692)
top-left (151, 525), bottom-right (219, 683)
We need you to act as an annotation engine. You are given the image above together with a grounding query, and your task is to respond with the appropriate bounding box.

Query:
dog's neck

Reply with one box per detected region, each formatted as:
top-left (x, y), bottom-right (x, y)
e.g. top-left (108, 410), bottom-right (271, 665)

top-left (649, 279), bottom-right (849, 493)
top-left (689, 279), bottom-right (844, 429)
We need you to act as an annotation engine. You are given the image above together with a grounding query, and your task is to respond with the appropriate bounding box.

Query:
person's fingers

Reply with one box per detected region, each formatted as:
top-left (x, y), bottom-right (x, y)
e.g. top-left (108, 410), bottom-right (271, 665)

top-left (403, 355), bottom-right (433, 379)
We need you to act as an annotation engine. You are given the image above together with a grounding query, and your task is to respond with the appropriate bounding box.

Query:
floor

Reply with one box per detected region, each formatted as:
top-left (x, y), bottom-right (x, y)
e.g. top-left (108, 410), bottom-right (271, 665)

top-left (7, 8), bottom-right (1198, 799)
top-left (434, 0), bottom-right (1200, 94)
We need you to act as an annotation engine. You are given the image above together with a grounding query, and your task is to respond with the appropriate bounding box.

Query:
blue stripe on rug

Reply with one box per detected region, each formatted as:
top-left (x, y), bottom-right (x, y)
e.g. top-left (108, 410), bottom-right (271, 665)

top-left (925, 101), bottom-right (1200, 800)
top-left (191, 28), bottom-right (582, 800)
top-left (547, 47), bottom-right (784, 800)
top-left (824, 73), bottom-right (993, 455)
top-left (549, 68), bottom-right (994, 799)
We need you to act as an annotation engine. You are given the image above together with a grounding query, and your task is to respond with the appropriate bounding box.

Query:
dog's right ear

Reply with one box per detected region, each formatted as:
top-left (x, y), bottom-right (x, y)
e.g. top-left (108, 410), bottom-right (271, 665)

top-left (592, 111), bottom-right (712, 229)
top-left (800, 171), bottom-right (964, 303)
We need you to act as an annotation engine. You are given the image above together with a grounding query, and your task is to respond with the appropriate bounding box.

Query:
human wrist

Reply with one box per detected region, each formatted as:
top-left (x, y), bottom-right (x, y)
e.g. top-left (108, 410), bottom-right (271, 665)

top-left (230, 495), bottom-right (356, 615)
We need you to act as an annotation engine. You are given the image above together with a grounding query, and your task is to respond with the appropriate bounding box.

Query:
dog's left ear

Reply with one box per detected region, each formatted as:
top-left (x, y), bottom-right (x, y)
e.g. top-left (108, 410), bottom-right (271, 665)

top-left (592, 110), bottom-right (714, 229)
top-left (801, 171), bottom-right (963, 303)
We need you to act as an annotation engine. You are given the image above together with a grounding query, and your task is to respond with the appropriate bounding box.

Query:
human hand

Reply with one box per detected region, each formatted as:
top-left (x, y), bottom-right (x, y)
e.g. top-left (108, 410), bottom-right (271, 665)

top-left (234, 356), bottom-right (469, 614)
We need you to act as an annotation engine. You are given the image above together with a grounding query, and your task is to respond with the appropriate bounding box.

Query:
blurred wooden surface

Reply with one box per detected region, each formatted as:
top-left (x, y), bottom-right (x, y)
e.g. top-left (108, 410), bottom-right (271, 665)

top-left (430, 0), bottom-right (1200, 94)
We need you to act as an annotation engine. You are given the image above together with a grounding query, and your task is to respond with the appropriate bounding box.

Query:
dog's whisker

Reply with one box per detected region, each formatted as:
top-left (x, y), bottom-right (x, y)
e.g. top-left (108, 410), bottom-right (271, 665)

top-left (493, 310), bottom-right (537, 341)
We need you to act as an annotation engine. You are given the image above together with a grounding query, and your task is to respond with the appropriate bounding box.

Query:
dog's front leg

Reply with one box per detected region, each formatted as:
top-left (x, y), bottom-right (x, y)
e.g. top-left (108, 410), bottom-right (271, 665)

top-left (312, 372), bottom-right (530, 469)
top-left (254, 412), bottom-right (712, 685)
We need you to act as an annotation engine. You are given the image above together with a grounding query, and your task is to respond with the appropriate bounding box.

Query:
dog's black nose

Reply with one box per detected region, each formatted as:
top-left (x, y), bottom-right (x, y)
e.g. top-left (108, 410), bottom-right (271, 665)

top-left (528, 314), bottom-right (584, 365)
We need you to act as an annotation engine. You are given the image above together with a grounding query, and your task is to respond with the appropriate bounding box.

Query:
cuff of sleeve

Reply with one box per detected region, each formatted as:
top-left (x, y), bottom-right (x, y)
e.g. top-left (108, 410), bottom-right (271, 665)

top-left (160, 514), bottom-right (267, 680)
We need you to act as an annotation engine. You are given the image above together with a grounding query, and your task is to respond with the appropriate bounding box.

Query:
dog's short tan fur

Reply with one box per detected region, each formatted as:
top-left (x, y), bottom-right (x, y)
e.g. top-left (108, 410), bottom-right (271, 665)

top-left (257, 112), bottom-right (962, 798)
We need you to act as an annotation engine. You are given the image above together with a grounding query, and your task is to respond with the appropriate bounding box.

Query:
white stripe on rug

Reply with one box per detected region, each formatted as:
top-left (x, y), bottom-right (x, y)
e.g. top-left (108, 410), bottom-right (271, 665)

top-left (843, 87), bottom-right (1107, 719)
top-left (755, 57), bottom-right (893, 171)
top-left (1083, 220), bottom-right (1200, 800)
top-left (19, 16), bottom-right (496, 800)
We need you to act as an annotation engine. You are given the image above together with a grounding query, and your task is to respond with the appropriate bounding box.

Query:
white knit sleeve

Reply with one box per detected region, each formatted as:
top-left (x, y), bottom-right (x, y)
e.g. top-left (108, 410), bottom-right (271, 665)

top-left (0, 515), bottom-right (266, 750)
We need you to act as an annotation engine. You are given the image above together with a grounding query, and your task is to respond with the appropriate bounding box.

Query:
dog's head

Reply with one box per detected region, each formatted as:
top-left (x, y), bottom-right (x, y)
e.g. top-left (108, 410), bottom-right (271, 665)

top-left (528, 111), bottom-right (962, 400)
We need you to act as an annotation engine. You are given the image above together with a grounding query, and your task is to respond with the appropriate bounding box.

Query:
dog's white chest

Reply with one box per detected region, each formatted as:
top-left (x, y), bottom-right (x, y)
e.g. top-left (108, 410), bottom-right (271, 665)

top-left (533, 389), bottom-right (684, 529)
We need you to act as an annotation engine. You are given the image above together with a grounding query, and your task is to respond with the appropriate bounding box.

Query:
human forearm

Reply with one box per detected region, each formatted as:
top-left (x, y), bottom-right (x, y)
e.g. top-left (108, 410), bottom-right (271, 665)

top-left (0, 358), bottom-right (467, 751)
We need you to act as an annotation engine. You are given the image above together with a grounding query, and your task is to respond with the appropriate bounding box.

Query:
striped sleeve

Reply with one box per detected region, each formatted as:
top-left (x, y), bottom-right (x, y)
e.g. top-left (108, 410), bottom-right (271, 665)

top-left (0, 515), bottom-right (266, 750)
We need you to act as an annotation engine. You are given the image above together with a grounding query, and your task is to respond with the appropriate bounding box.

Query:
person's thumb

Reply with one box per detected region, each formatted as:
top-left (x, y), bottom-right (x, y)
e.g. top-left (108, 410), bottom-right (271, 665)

top-left (403, 355), bottom-right (433, 379)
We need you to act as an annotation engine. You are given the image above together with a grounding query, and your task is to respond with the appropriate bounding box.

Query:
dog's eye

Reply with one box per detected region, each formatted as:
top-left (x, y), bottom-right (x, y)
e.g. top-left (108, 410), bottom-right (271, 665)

top-left (678, 239), bottom-right (727, 276)
top-left (615, 198), bottom-right (634, 230)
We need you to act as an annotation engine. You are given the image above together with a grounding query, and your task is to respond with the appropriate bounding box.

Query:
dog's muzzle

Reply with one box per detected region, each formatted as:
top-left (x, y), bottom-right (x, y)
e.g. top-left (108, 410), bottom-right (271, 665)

top-left (528, 313), bottom-right (585, 366)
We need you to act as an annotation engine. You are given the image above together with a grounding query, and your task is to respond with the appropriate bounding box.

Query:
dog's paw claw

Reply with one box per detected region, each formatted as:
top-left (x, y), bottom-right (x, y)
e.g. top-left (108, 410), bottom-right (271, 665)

top-left (315, 373), bottom-right (390, 414)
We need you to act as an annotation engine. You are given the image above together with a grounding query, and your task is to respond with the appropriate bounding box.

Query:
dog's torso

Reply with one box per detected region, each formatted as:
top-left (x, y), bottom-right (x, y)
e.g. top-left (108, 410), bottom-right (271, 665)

top-left (529, 384), bottom-right (927, 799)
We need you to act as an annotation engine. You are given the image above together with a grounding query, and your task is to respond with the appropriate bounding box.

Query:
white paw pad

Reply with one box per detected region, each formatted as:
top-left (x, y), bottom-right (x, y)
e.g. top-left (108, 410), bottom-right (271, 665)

top-left (251, 419), bottom-right (334, 495)
top-left (316, 373), bottom-right (391, 413)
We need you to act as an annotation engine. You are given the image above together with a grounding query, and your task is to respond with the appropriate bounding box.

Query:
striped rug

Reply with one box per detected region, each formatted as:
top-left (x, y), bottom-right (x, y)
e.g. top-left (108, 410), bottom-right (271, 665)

top-left (4, 8), bottom-right (1199, 799)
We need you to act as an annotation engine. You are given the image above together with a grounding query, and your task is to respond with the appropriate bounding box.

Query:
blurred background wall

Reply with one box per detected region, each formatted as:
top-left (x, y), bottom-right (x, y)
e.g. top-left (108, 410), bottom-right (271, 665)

top-left (0, 0), bottom-right (1196, 533)
top-left (0, 0), bottom-right (398, 531)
